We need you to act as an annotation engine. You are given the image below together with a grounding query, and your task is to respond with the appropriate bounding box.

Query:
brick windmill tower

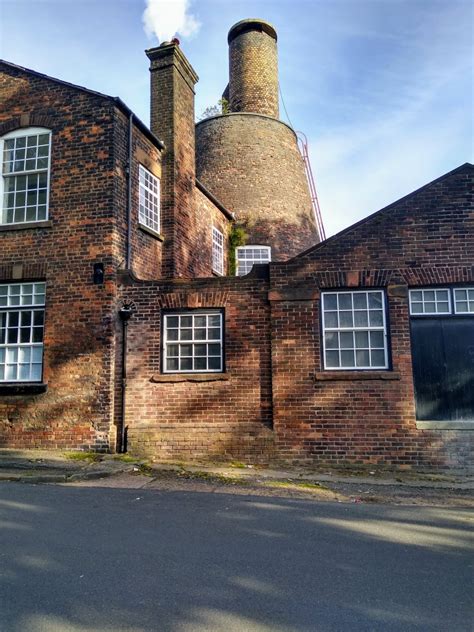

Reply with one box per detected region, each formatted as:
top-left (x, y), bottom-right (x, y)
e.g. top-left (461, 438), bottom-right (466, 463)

top-left (196, 19), bottom-right (324, 266)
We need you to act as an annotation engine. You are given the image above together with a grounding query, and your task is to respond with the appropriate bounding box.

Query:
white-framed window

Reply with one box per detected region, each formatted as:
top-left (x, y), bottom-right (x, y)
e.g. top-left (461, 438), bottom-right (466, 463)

top-left (409, 287), bottom-right (474, 316)
top-left (0, 282), bottom-right (45, 382)
top-left (1, 128), bottom-right (51, 225)
top-left (322, 290), bottom-right (388, 370)
top-left (453, 288), bottom-right (474, 314)
top-left (409, 289), bottom-right (451, 315)
top-left (236, 245), bottom-right (271, 276)
top-left (138, 164), bottom-right (160, 234)
top-left (163, 311), bottom-right (223, 373)
top-left (212, 226), bottom-right (224, 275)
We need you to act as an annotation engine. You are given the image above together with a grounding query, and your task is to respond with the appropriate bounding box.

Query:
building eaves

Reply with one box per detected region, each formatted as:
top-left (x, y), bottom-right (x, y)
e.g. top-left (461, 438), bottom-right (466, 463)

top-left (290, 162), bottom-right (474, 262)
top-left (0, 59), bottom-right (165, 150)
top-left (196, 178), bottom-right (235, 220)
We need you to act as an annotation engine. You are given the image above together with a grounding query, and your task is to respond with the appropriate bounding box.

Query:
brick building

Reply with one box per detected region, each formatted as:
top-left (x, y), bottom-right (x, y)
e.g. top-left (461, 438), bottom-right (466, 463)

top-left (1, 19), bottom-right (472, 469)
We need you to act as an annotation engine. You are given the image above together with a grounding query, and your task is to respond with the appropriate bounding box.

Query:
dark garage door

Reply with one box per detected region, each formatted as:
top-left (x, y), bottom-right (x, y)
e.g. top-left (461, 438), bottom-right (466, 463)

top-left (411, 317), bottom-right (474, 421)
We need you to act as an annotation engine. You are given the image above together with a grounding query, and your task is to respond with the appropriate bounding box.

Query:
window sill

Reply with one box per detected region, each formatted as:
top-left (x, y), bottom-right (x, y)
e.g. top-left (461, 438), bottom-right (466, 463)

top-left (314, 371), bottom-right (400, 381)
top-left (151, 373), bottom-right (229, 383)
top-left (416, 421), bottom-right (474, 430)
top-left (0, 383), bottom-right (47, 395)
top-left (138, 223), bottom-right (164, 241)
top-left (0, 220), bottom-right (53, 232)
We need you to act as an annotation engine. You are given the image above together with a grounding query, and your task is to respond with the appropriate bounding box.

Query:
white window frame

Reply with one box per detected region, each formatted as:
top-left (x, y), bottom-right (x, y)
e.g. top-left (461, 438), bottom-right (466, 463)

top-left (409, 288), bottom-right (452, 316)
top-left (409, 287), bottom-right (474, 316)
top-left (236, 245), bottom-right (271, 276)
top-left (321, 290), bottom-right (389, 370)
top-left (212, 226), bottom-right (224, 275)
top-left (453, 288), bottom-right (474, 315)
top-left (163, 311), bottom-right (224, 374)
top-left (0, 282), bottom-right (46, 382)
top-left (138, 164), bottom-right (160, 234)
top-left (0, 127), bottom-right (52, 226)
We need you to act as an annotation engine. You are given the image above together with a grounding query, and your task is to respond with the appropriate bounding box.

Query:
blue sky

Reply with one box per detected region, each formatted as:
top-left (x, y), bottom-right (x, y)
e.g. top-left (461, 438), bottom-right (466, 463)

top-left (1, 0), bottom-right (472, 236)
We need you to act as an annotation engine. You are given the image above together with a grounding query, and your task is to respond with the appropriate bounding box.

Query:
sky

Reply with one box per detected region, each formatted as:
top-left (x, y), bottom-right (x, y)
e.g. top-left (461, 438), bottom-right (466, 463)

top-left (1, 0), bottom-right (472, 236)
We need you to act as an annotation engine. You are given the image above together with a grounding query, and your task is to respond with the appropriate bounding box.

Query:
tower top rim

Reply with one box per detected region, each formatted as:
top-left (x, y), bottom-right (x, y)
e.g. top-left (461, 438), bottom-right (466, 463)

top-left (228, 19), bottom-right (277, 45)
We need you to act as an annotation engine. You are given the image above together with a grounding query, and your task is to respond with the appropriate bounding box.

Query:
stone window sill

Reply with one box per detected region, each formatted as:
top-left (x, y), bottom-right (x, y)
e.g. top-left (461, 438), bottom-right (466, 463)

top-left (0, 383), bottom-right (47, 395)
top-left (416, 421), bottom-right (474, 430)
top-left (151, 373), bottom-right (229, 383)
top-left (314, 371), bottom-right (401, 381)
top-left (138, 223), bottom-right (164, 241)
top-left (0, 221), bottom-right (53, 232)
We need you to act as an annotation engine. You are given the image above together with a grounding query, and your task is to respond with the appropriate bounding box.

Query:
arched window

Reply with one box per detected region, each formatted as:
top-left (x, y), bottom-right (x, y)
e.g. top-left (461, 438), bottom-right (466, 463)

top-left (235, 245), bottom-right (271, 276)
top-left (0, 127), bottom-right (51, 225)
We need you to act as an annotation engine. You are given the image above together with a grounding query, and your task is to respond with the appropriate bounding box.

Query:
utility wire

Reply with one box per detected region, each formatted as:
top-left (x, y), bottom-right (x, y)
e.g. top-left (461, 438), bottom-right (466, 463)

top-left (279, 82), bottom-right (294, 129)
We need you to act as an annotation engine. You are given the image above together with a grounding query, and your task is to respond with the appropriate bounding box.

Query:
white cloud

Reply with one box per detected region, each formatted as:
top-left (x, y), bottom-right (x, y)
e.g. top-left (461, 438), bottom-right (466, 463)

top-left (143, 0), bottom-right (200, 43)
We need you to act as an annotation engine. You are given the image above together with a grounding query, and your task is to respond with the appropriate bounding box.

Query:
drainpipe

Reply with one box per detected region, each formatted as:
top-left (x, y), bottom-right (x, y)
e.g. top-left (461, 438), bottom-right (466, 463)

top-left (116, 114), bottom-right (134, 454)
top-left (117, 301), bottom-right (136, 453)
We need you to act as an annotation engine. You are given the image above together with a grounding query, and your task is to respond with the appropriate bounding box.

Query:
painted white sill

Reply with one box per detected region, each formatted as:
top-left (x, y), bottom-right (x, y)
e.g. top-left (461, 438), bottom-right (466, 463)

top-left (416, 421), bottom-right (474, 430)
top-left (0, 220), bottom-right (52, 232)
top-left (138, 223), bottom-right (164, 241)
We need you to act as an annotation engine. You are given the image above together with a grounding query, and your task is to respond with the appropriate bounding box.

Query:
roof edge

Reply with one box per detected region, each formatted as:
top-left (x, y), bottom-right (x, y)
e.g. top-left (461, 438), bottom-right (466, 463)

top-left (289, 162), bottom-right (474, 262)
top-left (195, 178), bottom-right (235, 220)
top-left (0, 59), bottom-right (164, 150)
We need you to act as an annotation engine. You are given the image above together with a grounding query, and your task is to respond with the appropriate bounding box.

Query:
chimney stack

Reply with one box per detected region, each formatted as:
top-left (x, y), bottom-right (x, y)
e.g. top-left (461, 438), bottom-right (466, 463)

top-left (228, 19), bottom-right (279, 118)
top-left (146, 42), bottom-right (199, 277)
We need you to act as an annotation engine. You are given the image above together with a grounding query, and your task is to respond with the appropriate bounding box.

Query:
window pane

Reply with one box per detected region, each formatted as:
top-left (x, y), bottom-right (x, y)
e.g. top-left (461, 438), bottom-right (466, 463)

top-left (208, 357), bottom-right (221, 370)
top-left (180, 358), bottom-right (192, 371)
top-left (208, 315), bottom-right (220, 327)
top-left (369, 310), bottom-right (383, 326)
top-left (356, 350), bottom-right (370, 367)
top-left (338, 294), bottom-right (352, 309)
top-left (339, 311), bottom-right (353, 327)
top-left (339, 332), bottom-right (353, 348)
top-left (325, 350), bottom-right (339, 368)
top-left (323, 294), bottom-right (337, 310)
top-left (325, 332), bottom-right (338, 349)
top-left (353, 293), bottom-right (367, 309)
top-left (354, 331), bottom-right (369, 348)
top-left (325, 311), bottom-right (338, 328)
top-left (354, 311), bottom-right (368, 326)
top-left (194, 357), bottom-right (207, 371)
top-left (166, 358), bottom-right (179, 371)
top-left (341, 350), bottom-right (355, 367)
top-left (370, 331), bottom-right (384, 348)
top-left (371, 350), bottom-right (385, 367)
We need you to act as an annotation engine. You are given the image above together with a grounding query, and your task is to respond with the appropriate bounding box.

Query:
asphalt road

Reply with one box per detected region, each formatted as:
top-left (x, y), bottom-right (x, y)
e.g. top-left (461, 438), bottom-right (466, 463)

top-left (0, 483), bottom-right (472, 632)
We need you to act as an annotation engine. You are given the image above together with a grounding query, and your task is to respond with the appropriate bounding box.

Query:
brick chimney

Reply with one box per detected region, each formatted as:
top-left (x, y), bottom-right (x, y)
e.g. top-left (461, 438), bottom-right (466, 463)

top-left (146, 42), bottom-right (199, 278)
top-left (228, 19), bottom-right (279, 118)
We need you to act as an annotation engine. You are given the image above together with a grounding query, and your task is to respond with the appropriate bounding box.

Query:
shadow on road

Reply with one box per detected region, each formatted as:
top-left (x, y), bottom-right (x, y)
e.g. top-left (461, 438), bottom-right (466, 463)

top-left (0, 483), bottom-right (472, 632)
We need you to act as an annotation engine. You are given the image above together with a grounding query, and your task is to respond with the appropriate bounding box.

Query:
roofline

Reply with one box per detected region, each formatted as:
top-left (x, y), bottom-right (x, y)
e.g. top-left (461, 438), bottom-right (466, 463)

top-left (195, 178), bottom-right (235, 220)
top-left (0, 59), bottom-right (165, 150)
top-left (289, 162), bottom-right (474, 262)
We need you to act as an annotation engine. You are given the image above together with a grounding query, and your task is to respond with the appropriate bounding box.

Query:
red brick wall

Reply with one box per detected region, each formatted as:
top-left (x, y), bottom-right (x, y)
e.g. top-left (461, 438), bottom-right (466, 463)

top-left (0, 64), bottom-right (120, 449)
top-left (0, 65), bottom-right (165, 450)
top-left (118, 271), bottom-right (274, 462)
top-left (270, 164), bottom-right (474, 468)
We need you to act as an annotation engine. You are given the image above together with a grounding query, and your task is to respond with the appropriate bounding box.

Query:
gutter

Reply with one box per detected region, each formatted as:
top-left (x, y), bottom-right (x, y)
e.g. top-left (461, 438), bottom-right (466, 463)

top-left (196, 179), bottom-right (235, 220)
